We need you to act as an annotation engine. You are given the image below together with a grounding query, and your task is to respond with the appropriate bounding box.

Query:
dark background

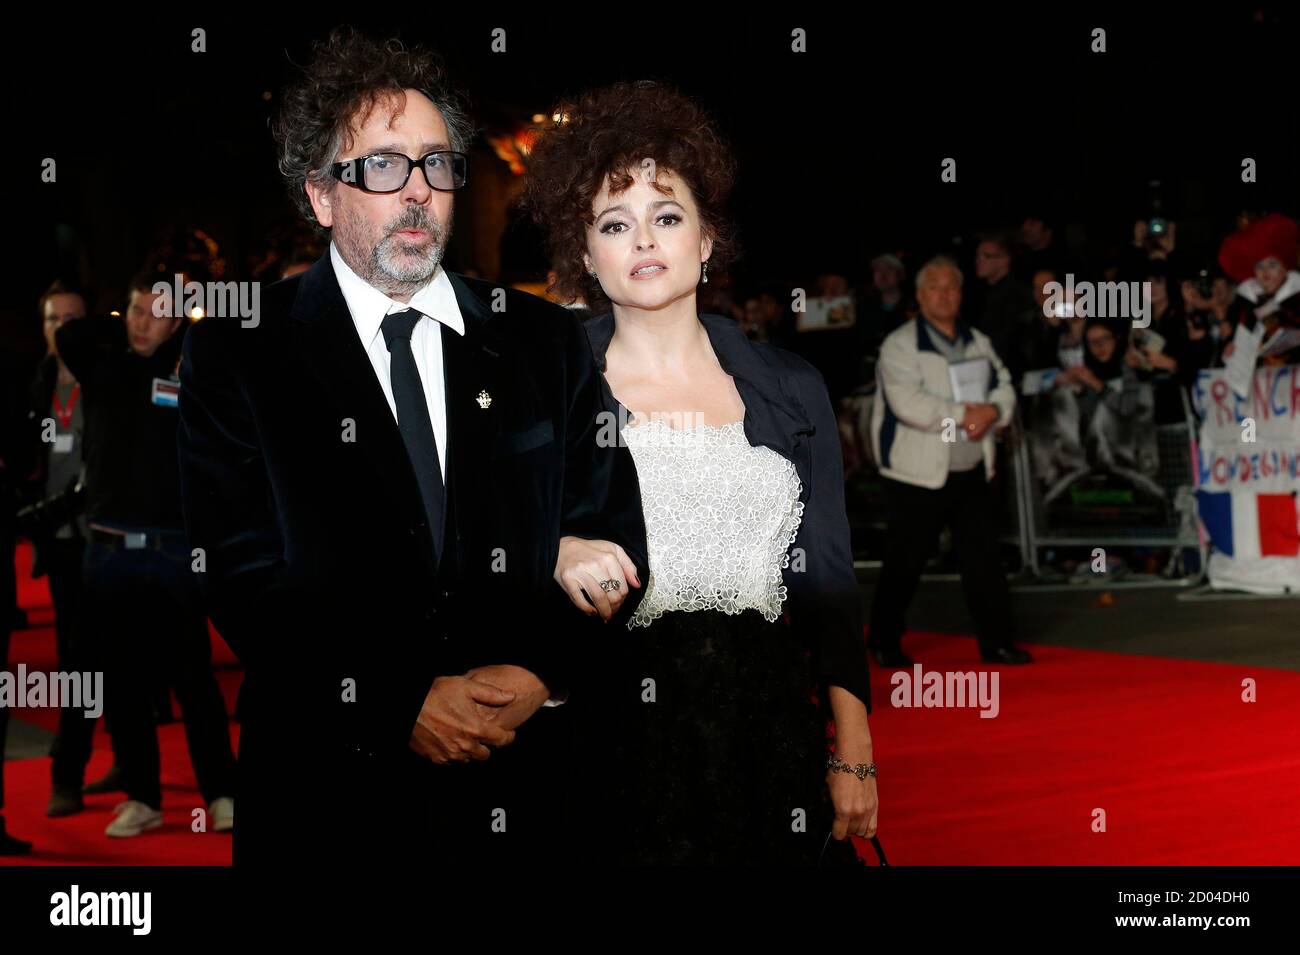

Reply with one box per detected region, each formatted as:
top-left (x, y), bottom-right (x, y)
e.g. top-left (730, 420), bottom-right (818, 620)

top-left (6, 6), bottom-right (1299, 363)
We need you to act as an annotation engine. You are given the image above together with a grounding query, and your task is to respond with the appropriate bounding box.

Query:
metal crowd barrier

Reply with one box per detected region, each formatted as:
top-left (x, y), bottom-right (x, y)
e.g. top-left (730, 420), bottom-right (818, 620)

top-left (846, 385), bottom-right (1207, 590)
top-left (1007, 386), bottom-right (1206, 589)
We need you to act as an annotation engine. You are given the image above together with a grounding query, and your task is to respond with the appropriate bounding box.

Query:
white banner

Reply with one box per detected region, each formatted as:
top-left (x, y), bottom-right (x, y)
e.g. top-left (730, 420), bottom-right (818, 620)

top-left (1192, 366), bottom-right (1300, 593)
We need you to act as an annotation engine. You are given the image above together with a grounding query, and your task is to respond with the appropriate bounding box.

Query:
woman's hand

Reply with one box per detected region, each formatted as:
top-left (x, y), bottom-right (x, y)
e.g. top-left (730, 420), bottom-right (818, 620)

top-left (827, 768), bottom-right (878, 841)
top-left (554, 535), bottom-right (641, 621)
top-left (826, 686), bottom-right (877, 841)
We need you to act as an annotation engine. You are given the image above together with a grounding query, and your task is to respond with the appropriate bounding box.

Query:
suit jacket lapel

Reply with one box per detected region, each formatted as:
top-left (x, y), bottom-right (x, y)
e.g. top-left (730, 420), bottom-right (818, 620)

top-left (440, 274), bottom-right (505, 567)
top-left (291, 254), bottom-right (437, 574)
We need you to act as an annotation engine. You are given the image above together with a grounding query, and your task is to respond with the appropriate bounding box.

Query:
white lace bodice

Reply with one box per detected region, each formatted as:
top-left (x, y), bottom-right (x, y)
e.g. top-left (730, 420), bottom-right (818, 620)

top-left (621, 418), bottom-right (805, 628)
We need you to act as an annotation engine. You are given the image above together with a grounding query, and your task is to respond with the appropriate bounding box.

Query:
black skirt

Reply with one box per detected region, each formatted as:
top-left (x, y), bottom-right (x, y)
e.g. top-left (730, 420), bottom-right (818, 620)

top-left (606, 607), bottom-right (858, 866)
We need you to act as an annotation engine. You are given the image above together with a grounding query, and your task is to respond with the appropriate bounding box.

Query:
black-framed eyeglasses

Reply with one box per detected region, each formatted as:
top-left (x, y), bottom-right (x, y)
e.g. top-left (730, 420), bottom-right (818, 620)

top-left (331, 151), bottom-right (468, 193)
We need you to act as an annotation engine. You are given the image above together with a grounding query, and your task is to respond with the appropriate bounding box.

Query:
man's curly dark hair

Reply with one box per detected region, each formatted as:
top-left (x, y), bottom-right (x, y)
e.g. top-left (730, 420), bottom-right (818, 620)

top-left (273, 26), bottom-right (474, 232)
top-left (519, 80), bottom-right (739, 306)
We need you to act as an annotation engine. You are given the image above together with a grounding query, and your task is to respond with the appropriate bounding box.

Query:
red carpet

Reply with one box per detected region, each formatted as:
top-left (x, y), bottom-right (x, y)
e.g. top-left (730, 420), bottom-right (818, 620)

top-left (5, 542), bottom-right (1299, 865)
top-left (863, 631), bottom-right (1300, 864)
top-left (3, 543), bottom-right (238, 866)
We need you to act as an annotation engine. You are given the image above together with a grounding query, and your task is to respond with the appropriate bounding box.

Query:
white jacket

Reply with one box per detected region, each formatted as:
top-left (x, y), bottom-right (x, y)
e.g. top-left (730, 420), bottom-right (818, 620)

top-left (869, 318), bottom-right (1016, 489)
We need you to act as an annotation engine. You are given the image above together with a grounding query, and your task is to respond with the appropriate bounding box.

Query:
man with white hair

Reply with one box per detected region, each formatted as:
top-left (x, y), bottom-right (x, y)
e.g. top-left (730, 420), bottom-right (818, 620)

top-left (868, 256), bottom-right (1032, 667)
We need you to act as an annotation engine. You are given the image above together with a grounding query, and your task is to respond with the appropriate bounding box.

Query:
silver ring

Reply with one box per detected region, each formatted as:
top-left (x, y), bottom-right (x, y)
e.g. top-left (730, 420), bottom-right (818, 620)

top-left (598, 579), bottom-right (620, 592)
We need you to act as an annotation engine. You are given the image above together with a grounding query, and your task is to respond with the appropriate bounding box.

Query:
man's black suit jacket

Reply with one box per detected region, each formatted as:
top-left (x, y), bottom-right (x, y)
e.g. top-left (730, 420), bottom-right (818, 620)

top-left (177, 253), bottom-right (646, 863)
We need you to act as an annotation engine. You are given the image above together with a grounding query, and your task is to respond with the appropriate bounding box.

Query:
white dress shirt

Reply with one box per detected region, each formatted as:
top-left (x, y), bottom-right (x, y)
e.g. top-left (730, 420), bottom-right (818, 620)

top-left (331, 242), bottom-right (464, 476)
top-left (330, 243), bottom-right (564, 707)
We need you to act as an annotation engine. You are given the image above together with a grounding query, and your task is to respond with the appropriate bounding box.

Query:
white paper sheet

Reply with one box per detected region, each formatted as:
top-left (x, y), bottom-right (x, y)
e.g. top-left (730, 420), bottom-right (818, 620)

top-left (1226, 322), bottom-right (1265, 399)
top-left (949, 357), bottom-right (991, 404)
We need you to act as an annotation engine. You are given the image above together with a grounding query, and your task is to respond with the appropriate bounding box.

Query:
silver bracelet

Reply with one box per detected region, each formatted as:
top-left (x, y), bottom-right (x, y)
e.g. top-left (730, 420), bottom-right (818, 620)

top-left (827, 755), bottom-right (876, 780)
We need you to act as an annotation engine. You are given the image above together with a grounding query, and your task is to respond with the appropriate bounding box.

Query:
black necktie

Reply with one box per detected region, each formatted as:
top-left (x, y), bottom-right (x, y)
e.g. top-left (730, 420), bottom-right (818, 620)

top-left (381, 308), bottom-right (444, 566)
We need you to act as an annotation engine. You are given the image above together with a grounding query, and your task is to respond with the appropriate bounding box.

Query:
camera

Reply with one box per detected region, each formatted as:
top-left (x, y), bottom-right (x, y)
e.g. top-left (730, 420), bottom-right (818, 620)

top-left (1193, 269), bottom-right (1215, 301)
top-left (15, 479), bottom-right (85, 540)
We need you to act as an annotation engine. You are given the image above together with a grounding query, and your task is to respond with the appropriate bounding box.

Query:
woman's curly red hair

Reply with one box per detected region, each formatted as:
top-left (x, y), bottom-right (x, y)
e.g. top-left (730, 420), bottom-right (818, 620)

top-left (519, 80), bottom-right (739, 306)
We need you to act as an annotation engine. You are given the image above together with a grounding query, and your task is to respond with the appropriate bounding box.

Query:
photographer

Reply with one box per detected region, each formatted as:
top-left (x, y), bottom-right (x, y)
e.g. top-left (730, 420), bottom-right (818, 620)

top-left (20, 281), bottom-right (126, 817)
top-left (973, 231), bottom-right (1038, 386)
top-left (1179, 268), bottom-right (1234, 368)
top-left (54, 269), bottom-right (236, 838)
top-left (1125, 260), bottom-right (1207, 424)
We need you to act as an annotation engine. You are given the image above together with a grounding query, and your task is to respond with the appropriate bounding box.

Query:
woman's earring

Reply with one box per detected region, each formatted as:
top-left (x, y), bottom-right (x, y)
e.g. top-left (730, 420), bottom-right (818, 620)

top-left (701, 261), bottom-right (709, 284)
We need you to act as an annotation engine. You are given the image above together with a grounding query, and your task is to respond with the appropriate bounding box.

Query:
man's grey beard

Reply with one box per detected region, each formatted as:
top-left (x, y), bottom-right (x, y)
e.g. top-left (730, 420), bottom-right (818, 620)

top-left (335, 203), bottom-right (452, 299)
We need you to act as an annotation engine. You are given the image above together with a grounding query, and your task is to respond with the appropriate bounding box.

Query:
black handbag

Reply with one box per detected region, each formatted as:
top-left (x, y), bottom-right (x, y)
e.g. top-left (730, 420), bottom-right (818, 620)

top-left (819, 831), bottom-right (889, 866)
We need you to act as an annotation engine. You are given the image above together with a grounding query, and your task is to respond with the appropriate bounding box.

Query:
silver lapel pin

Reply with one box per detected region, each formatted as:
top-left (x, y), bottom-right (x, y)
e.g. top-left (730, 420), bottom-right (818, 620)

top-left (476, 389), bottom-right (492, 410)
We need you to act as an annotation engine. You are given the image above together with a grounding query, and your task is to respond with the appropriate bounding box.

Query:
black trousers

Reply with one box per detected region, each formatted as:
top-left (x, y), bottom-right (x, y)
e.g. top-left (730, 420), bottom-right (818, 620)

top-left (868, 469), bottom-right (1016, 657)
top-left (43, 535), bottom-right (122, 789)
top-left (232, 701), bottom-right (572, 868)
top-left (81, 534), bottom-right (236, 809)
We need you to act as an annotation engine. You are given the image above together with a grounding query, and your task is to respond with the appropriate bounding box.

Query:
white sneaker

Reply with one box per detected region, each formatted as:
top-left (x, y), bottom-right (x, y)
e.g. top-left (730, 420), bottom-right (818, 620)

top-left (209, 797), bottom-right (234, 832)
top-left (105, 800), bottom-right (163, 838)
